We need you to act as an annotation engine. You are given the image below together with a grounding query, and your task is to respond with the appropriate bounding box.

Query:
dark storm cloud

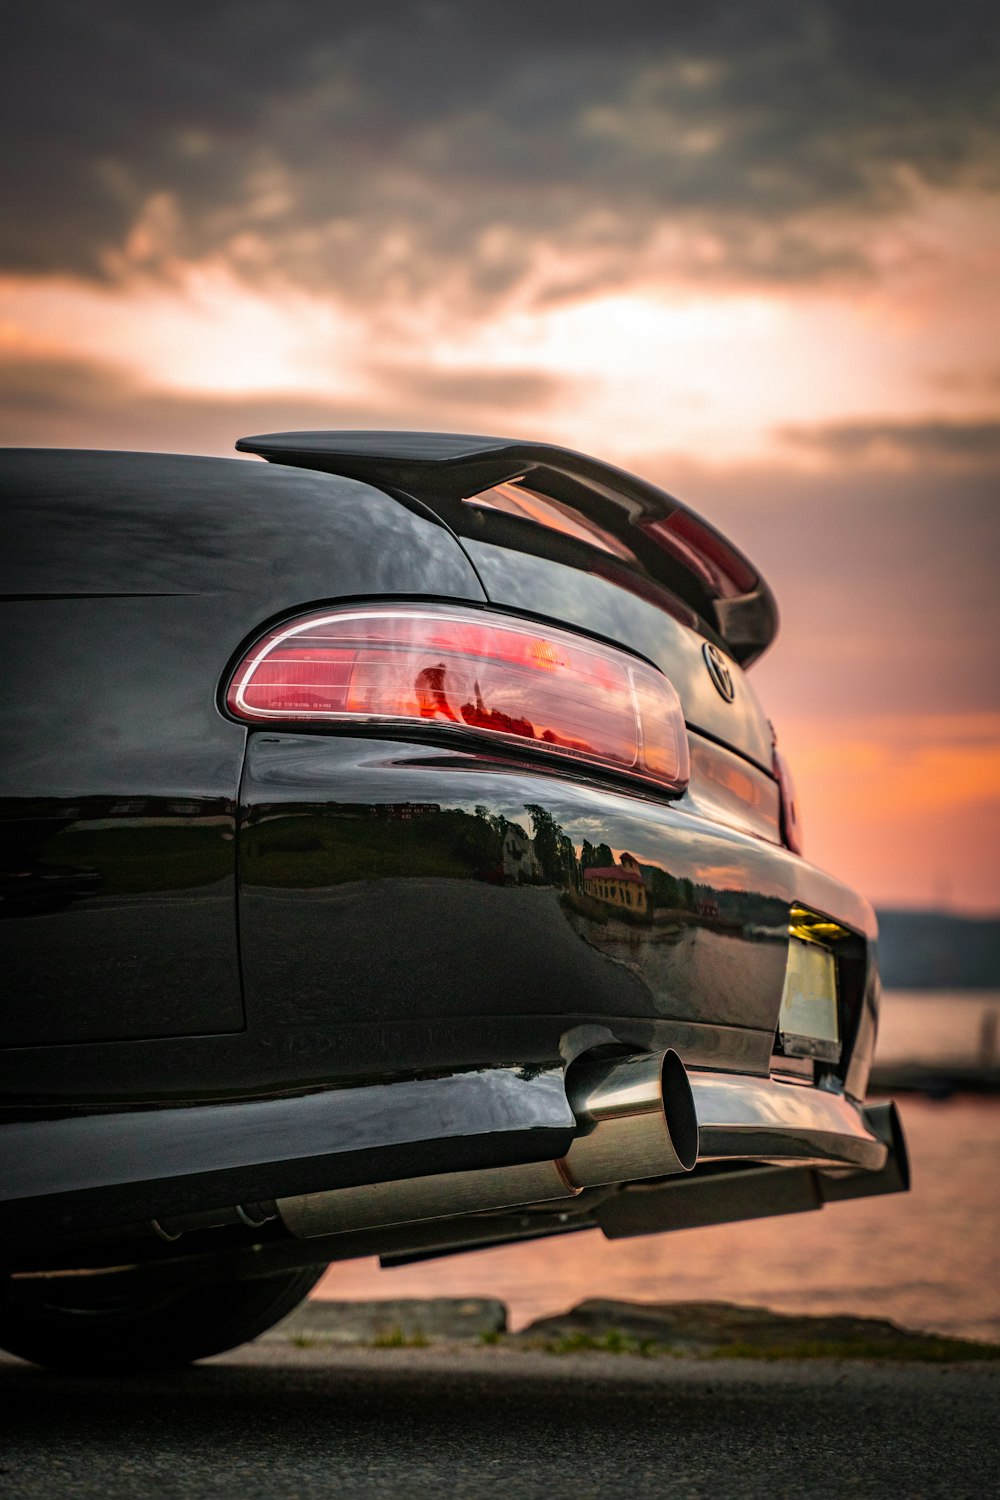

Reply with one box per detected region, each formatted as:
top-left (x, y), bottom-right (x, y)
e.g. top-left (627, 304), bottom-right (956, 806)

top-left (0, 350), bottom-right (572, 452)
top-left (6, 1), bottom-right (999, 301)
top-left (776, 417), bottom-right (1000, 463)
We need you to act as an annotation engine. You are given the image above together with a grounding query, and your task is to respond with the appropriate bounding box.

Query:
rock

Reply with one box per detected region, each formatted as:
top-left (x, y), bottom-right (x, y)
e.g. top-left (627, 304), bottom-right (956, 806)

top-left (264, 1297), bottom-right (507, 1344)
top-left (264, 1296), bottom-right (998, 1360)
top-left (513, 1299), bottom-right (996, 1358)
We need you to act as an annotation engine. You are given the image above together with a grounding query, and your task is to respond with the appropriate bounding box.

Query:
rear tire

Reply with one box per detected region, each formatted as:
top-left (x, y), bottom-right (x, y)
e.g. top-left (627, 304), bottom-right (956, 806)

top-left (0, 1261), bottom-right (325, 1372)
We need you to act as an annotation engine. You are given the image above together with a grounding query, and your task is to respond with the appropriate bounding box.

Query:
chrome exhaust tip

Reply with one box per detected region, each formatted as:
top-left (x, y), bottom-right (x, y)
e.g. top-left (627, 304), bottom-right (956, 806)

top-left (277, 1049), bottom-right (698, 1240)
top-left (562, 1048), bottom-right (699, 1188)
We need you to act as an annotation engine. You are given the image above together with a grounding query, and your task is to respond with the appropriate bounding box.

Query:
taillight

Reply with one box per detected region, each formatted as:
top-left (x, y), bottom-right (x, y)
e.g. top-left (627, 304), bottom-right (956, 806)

top-left (639, 512), bottom-right (757, 598)
top-left (227, 604), bottom-right (689, 794)
top-left (773, 744), bottom-right (803, 854)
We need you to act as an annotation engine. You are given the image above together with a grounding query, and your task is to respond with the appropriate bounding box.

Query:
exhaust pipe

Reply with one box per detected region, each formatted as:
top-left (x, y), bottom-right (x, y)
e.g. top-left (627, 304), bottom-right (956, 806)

top-left (563, 1049), bottom-right (697, 1188)
top-left (277, 1049), bottom-right (698, 1239)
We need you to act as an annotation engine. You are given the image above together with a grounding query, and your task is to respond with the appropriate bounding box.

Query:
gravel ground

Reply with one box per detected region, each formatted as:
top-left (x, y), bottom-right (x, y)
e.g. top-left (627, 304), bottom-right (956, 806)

top-left (2, 1342), bottom-right (997, 1499)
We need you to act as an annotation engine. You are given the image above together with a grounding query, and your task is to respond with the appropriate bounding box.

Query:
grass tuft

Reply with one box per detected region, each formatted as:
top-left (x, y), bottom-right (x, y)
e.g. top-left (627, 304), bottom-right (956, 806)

top-left (372, 1324), bottom-right (430, 1349)
top-left (542, 1328), bottom-right (671, 1357)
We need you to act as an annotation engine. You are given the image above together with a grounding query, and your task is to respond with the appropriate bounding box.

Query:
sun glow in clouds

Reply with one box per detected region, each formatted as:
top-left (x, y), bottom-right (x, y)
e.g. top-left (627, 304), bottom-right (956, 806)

top-left (0, 264), bottom-right (373, 399)
top-left (3, 188), bottom-right (998, 467)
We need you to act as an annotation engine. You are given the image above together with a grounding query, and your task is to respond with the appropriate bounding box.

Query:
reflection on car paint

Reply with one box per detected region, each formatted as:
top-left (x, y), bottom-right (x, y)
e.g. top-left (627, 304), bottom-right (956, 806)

top-left (234, 734), bottom-right (874, 1101)
top-left (0, 792), bottom-right (243, 1047)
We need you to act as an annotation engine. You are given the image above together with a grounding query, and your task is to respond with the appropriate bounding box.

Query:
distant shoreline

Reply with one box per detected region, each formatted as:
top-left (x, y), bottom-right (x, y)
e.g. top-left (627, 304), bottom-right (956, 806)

top-left (876, 910), bottom-right (1000, 990)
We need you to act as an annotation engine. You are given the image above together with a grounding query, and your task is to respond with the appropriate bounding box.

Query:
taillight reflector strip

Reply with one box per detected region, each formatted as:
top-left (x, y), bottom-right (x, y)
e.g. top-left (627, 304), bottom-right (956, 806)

top-left (773, 744), bottom-right (803, 854)
top-left (227, 605), bottom-right (689, 793)
top-left (640, 512), bottom-right (757, 599)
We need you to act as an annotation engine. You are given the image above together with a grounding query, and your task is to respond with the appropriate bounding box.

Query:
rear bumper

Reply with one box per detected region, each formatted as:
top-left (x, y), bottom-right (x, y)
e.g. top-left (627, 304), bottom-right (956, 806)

top-left (692, 1070), bottom-right (887, 1171)
top-left (367, 1091), bottom-right (909, 1270)
top-left (597, 1094), bottom-right (909, 1241)
top-left (0, 1057), bottom-right (904, 1256)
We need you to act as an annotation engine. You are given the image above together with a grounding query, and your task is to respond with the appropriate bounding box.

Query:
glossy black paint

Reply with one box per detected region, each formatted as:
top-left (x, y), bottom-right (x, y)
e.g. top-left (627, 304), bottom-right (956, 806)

top-left (0, 725), bottom-right (876, 1108)
top-left (0, 441), bottom-right (906, 1287)
top-left (2, 596), bottom-right (246, 1046)
top-left (237, 733), bottom-right (874, 1094)
top-left (0, 450), bottom-right (484, 1050)
top-left (238, 734), bottom-right (789, 1038)
top-left (0, 449), bottom-right (477, 599)
top-left (0, 446), bottom-right (879, 1219)
top-left (0, 1067), bottom-right (576, 1243)
top-left (0, 444), bottom-right (797, 1083)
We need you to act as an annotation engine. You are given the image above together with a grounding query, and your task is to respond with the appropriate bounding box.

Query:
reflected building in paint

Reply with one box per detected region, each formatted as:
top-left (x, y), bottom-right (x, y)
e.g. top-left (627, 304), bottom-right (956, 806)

top-left (582, 851), bottom-right (652, 917)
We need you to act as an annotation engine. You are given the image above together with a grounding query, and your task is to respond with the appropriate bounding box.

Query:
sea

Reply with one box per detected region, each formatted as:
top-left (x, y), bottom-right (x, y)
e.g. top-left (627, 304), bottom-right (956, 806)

top-left (314, 991), bottom-right (1000, 1344)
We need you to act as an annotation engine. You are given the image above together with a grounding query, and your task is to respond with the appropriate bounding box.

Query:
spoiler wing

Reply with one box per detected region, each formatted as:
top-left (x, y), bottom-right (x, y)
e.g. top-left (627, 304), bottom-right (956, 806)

top-left (235, 430), bottom-right (778, 666)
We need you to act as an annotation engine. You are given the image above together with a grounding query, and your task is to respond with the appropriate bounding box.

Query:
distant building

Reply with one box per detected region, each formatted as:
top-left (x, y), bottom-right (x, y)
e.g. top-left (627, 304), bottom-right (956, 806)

top-left (502, 825), bottom-right (540, 882)
top-left (370, 802), bottom-right (441, 821)
top-left (583, 862), bottom-right (651, 916)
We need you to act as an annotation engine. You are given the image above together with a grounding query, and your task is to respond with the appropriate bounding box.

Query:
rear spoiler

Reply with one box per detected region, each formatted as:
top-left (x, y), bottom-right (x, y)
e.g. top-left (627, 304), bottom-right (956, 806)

top-left (235, 430), bottom-right (778, 665)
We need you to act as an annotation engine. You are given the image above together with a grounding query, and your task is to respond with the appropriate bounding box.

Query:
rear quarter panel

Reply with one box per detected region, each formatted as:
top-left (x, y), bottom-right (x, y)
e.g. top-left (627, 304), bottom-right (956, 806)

top-left (0, 451), bottom-right (484, 1056)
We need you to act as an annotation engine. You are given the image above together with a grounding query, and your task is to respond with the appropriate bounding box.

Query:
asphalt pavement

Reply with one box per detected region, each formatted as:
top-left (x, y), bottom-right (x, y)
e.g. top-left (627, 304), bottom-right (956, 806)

top-left (2, 1343), bottom-right (997, 1499)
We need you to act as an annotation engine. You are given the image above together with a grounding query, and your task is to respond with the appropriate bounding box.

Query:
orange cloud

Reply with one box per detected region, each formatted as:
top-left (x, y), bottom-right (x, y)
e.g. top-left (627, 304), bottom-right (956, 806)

top-left (777, 715), bottom-right (1000, 911)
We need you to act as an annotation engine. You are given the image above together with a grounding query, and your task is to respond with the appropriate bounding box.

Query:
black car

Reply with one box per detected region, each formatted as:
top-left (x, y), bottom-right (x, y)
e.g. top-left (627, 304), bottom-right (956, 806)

top-left (0, 432), bottom-right (908, 1371)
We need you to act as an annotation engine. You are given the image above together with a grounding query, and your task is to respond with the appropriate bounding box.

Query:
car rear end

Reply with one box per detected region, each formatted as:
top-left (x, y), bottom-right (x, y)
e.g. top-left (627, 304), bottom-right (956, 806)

top-left (0, 435), bottom-right (907, 1315)
top-left (217, 431), bottom-right (907, 1259)
top-left (231, 430), bottom-right (879, 1097)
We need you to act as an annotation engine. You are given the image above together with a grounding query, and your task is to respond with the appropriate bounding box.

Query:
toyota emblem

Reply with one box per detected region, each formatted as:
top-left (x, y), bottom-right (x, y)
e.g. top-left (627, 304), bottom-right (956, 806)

top-left (703, 642), bottom-right (735, 701)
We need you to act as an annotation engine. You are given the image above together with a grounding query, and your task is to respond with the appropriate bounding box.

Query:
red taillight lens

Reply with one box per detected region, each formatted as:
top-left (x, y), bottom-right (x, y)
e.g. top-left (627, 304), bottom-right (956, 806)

top-left (773, 745), bottom-right (803, 855)
top-left (640, 512), bottom-right (757, 598)
top-left (227, 605), bottom-right (689, 793)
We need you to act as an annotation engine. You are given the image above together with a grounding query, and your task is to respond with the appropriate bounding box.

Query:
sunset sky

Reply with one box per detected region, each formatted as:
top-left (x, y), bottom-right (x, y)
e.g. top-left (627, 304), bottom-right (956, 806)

top-left (5, 2), bottom-right (999, 911)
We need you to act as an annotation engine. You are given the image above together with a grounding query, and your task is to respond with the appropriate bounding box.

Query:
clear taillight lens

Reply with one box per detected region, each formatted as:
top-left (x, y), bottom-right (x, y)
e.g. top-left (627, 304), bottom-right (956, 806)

top-left (227, 604), bottom-right (689, 793)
